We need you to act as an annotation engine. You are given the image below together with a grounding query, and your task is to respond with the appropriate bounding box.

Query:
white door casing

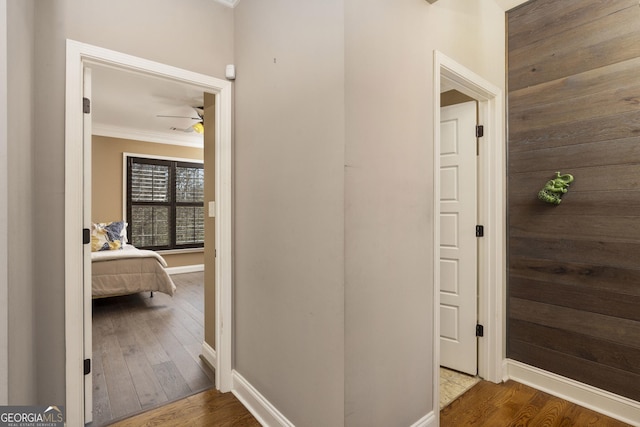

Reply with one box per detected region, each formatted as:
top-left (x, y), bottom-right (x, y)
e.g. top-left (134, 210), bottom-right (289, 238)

top-left (433, 50), bottom-right (506, 423)
top-left (82, 66), bottom-right (93, 423)
top-left (439, 101), bottom-right (478, 376)
top-left (65, 40), bottom-right (233, 426)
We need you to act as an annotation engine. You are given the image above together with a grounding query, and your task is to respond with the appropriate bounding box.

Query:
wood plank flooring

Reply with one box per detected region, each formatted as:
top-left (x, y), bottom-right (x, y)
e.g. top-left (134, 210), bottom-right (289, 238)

top-left (441, 380), bottom-right (634, 426)
top-left (91, 272), bottom-right (215, 427)
top-left (110, 388), bottom-right (260, 427)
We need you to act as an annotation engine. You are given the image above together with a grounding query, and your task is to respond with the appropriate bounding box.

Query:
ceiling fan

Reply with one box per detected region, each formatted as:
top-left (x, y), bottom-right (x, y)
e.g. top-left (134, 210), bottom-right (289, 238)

top-left (157, 106), bottom-right (204, 134)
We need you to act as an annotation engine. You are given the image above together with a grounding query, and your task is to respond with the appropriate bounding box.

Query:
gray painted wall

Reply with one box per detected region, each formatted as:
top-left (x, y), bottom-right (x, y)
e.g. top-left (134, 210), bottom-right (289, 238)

top-left (7, 0), bottom-right (233, 405)
top-left (0, 0), bottom-right (9, 406)
top-left (233, 2), bottom-right (346, 426)
top-left (233, 0), bottom-right (506, 425)
top-left (345, 1), bottom-right (506, 423)
top-left (7, 0), bottom-right (36, 405)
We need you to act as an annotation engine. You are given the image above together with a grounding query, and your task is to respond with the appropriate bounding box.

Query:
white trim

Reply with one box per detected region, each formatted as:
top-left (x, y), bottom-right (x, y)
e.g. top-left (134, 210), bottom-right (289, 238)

top-left (166, 264), bottom-right (204, 275)
top-left (93, 123), bottom-right (203, 148)
top-left (214, 0), bottom-right (240, 8)
top-left (232, 370), bottom-right (295, 427)
top-left (157, 248), bottom-right (204, 255)
top-left (123, 152), bottom-right (203, 164)
top-left (201, 341), bottom-right (217, 369)
top-left (0, 0), bottom-right (8, 406)
top-left (506, 360), bottom-right (640, 427)
top-left (65, 39), bottom-right (234, 426)
top-left (65, 39), bottom-right (87, 427)
top-left (215, 55), bottom-right (234, 394)
top-left (408, 412), bottom-right (437, 427)
top-left (433, 50), bottom-right (506, 420)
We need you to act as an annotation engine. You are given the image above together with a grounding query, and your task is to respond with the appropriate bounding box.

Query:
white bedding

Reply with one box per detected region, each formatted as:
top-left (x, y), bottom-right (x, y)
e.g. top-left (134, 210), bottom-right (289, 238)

top-left (91, 245), bottom-right (176, 298)
top-left (91, 244), bottom-right (168, 267)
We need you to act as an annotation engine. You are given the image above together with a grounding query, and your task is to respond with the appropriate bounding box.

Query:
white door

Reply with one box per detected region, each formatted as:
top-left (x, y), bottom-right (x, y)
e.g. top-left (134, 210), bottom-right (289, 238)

top-left (83, 66), bottom-right (93, 423)
top-left (439, 101), bottom-right (478, 375)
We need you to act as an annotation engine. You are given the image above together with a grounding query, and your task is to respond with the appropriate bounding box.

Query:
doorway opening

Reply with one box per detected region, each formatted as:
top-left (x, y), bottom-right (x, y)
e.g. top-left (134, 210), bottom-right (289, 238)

top-left (438, 96), bottom-right (481, 408)
top-left (433, 50), bottom-right (506, 416)
top-left (64, 40), bottom-right (233, 426)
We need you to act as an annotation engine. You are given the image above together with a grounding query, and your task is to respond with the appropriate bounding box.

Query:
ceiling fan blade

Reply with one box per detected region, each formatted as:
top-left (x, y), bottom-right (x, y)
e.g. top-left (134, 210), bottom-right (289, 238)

top-left (157, 114), bottom-right (201, 120)
top-left (169, 126), bottom-right (195, 133)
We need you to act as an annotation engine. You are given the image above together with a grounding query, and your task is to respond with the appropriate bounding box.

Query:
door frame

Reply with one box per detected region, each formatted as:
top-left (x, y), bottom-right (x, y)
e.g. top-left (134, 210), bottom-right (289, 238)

top-left (432, 50), bottom-right (505, 413)
top-left (64, 40), bottom-right (233, 426)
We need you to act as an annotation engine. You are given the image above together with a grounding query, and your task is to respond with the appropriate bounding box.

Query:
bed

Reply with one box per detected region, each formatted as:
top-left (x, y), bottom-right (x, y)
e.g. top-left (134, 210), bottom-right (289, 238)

top-left (90, 221), bottom-right (176, 298)
top-left (91, 245), bottom-right (176, 298)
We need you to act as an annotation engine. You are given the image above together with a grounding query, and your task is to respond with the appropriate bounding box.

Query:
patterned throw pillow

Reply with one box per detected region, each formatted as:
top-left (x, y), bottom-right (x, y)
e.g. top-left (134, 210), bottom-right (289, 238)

top-left (91, 221), bottom-right (127, 252)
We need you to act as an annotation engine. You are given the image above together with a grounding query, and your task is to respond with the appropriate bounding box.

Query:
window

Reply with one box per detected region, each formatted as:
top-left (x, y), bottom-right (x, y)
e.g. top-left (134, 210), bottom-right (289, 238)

top-left (126, 156), bottom-right (204, 250)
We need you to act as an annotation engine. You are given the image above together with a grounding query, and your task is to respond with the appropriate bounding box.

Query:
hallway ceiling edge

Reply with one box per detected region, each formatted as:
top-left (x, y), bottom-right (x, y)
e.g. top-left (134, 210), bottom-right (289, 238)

top-left (213, 0), bottom-right (239, 8)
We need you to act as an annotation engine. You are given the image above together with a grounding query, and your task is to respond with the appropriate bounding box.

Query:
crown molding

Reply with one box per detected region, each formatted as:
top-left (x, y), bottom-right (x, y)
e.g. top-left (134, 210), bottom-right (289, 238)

top-left (214, 0), bottom-right (240, 8)
top-left (93, 123), bottom-right (203, 148)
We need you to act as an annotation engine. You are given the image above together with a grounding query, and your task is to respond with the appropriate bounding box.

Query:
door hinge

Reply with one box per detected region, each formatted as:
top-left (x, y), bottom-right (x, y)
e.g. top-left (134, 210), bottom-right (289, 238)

top-left (476, 324), bottom-right (484, 337)
top-left (475, 125), bottom-right (484, 138)
top-left (83, 228), bottom-right (91, 245)
top-left (475, 225), bottom-right (484, 237)
top-left (83, 97), bottom-right (91, 114)
top-left (84, 358), bottom-right (91, 375)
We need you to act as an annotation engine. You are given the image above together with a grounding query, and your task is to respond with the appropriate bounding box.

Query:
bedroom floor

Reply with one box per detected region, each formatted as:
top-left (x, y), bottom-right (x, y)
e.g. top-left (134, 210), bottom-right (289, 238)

top-left (90, 272), bottom-right (213, 427)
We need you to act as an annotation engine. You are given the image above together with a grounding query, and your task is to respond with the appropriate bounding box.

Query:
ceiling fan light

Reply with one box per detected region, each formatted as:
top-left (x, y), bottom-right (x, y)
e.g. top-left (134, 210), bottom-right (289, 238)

top-left (192, 122), bottom-right (204, 134)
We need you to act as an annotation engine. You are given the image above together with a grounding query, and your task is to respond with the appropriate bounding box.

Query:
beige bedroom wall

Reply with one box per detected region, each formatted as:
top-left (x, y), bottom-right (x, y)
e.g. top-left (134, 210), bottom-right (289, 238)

top-left (91, 135), bottom-right (204, 268)
top-left (203, 93), bottom-right (216, 347)
top-left (26, 0), bottom-right (233, 404)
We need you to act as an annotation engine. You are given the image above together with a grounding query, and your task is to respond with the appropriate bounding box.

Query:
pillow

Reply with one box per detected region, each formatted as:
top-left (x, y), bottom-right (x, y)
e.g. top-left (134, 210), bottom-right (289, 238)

top-left (91, 221), bottom-right (127, 252)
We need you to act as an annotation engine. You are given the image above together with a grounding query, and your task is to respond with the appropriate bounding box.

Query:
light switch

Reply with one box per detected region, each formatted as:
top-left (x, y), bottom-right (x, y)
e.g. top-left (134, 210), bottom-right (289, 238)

top-left (208, 201), bottom-right (216, 217)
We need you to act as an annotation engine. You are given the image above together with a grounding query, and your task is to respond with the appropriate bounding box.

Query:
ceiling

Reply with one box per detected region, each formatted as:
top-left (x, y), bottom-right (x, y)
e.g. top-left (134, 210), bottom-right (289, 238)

top-left (91, 64), bottom-right (205, 147)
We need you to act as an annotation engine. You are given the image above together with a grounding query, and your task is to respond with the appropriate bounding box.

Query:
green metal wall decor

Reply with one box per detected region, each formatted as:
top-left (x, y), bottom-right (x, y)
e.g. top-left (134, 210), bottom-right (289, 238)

top-left (537, 172), bottom-right (574, 205)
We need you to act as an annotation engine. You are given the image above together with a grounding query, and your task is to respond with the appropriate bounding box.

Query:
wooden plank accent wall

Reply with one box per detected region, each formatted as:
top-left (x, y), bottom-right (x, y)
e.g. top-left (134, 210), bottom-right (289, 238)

top-left (507, 0), bottom-right (640, 402)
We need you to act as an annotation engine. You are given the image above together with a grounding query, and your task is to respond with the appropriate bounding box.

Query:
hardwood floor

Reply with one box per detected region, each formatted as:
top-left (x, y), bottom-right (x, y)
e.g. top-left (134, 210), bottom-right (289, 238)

top-left (91, 272), bottom-right (215, 426)
top-left (110, 388), bottom-right (260, 427)
top-left (441, 380), bottom-right (633, 426)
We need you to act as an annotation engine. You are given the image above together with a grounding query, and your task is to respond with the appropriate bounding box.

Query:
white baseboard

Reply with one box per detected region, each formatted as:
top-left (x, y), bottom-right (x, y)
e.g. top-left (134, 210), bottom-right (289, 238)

top-left (166, 264), bottom-right (204, 275)
top-left (231, 370), bottom-right (435, 427)
top-left (506, 359), bottom-right (640, 426)
top-left (409, 411), bottom-right (436, 427)
top-left (201, 341), bottom-right (216, 370)
top-left (232, 370), bottom-right (295, 427)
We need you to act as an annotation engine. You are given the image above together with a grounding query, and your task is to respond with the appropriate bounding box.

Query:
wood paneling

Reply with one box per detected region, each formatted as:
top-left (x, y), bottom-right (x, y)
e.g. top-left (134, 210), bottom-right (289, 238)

top-left (508, 1), bottom-right (640, 91)
top-left (507, 0), bottom-right (640, 403)
top-left (507, 0), bottom-right (635, 52)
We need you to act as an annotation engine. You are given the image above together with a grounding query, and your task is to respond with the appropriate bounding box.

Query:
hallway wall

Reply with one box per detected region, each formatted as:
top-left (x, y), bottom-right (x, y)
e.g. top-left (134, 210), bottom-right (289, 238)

top-left (234, 1), bottom-right (507, 425)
